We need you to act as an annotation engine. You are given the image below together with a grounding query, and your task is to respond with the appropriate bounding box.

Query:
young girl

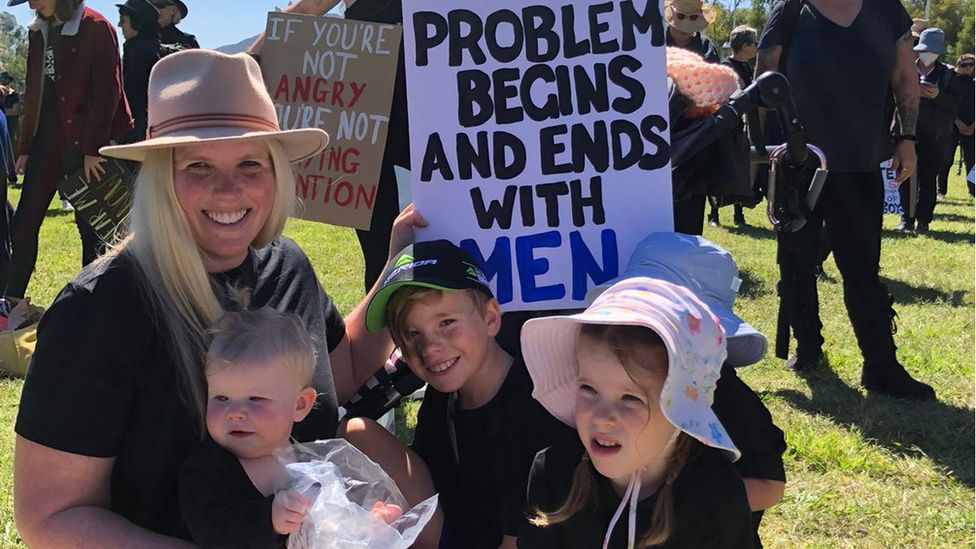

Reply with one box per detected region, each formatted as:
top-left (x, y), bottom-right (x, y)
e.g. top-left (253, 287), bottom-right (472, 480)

top-left (519, 277), bottom-right (753, 548)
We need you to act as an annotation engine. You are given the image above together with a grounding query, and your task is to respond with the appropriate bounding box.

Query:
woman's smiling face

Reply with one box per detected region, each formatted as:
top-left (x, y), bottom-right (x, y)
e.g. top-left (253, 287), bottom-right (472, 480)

top-left (172, 140), bottom-right (277, 273)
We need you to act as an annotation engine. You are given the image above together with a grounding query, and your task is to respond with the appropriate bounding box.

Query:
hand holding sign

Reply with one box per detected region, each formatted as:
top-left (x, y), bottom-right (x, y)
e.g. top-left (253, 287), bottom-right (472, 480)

top-left (404, 0), bottom-right (673, 311)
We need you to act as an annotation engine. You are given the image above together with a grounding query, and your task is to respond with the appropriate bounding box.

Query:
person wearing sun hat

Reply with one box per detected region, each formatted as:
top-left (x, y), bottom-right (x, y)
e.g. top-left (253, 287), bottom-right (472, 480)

top-left (518, 278), bottom-right (752, 548)
top-left (365, 239), bottom-right (577, 548)
top-left (584, 231), bottom-right (786, 547)
top-left (13, 49), bottom-right (440, 547)
top-left (665, 0), bottom-right (719, 63)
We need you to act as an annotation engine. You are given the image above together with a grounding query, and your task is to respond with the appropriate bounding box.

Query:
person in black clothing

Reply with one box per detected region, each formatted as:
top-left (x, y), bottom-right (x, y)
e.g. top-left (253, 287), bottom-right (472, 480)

top-left (519, 279), bottom-right (753, 548)
top-left (0, 72), bottom-right (22, 150)
top-left (938, 54), bottom-right (974, 196)
top-left (896, 28), bottom-right (959, 233)
top-left (666, 0), bottom-right (721, 235)
top-left (151, 0), bottom-right (198, 51)
top-left (756, 0), bottom-right (935, 400)
top-left (709, 24), bottom-right (759, 228)
top-left (179, 308), bottom-right (321, 548)
top-left (117, 0), bottom-right (162, 143)
top-left (364, 240), bottom-right (577, 549)
top-left (13, 50), bottom-right (438, 547)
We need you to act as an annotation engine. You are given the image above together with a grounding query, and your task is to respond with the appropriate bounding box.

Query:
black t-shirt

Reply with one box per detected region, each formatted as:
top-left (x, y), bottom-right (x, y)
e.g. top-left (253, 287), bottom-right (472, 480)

top-left (958, 75), bottom-right (975, 126)
top-left (519, 440), bottom-right (754, 549)
top-left (917, 62), bottom-right (961, 142)
top-left (411, 355), bottom-right (577, 548)
top-left (179, 438), bottom-right (287, 549)
top-left (759, 0), bottom-right (911, 172)
top-left (666, 28), bottom-right (720, 63)
top-left (15, 237), bottom-right (345, 539)
top-left (724, 58), bottom-right (754, 88)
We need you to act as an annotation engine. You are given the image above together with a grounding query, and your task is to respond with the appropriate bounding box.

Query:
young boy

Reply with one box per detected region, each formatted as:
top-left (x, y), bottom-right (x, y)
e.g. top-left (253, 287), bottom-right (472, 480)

top-left (178, 308), bottom-right (319, 548)
top-left (365, 240), bottom-right (576, 549)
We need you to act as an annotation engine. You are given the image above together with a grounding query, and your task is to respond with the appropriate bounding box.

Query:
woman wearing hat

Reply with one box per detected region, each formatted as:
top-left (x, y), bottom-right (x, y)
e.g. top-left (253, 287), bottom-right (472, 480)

top-left (4, 0), bottom-right (132, 299)
top-left (13, 50), bottom-right (439, 547)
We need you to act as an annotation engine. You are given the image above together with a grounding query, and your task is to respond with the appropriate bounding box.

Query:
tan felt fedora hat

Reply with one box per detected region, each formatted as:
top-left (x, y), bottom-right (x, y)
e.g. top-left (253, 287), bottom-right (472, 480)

top-left (101, 49), bottom-right (328, 162)
top-left (664, 0), bottom-right (716, 34)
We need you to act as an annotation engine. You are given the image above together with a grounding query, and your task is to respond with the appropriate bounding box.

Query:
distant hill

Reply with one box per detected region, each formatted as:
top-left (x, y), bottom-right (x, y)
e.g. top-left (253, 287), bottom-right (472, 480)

top-left (215, 35), bottom-right (259, 54)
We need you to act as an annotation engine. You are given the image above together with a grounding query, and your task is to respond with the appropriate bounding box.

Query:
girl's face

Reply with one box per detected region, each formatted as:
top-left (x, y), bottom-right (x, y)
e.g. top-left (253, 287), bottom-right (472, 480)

top-left (29, 0), bottom-right (56, 18)
top-left (574, 334), bottom-right (677, 492)
top-left (173, 140), bottom-right (277, 273)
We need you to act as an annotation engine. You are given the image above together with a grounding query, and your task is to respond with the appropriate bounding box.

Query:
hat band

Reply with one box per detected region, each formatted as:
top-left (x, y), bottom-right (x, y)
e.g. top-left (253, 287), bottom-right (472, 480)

top-left (148, 113), bottom-right (280, 138)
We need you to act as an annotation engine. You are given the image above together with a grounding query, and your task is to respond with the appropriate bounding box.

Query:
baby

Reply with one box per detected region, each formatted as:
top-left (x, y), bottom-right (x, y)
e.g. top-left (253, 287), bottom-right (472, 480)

top-left (179, 308), bottom-right (319, 548)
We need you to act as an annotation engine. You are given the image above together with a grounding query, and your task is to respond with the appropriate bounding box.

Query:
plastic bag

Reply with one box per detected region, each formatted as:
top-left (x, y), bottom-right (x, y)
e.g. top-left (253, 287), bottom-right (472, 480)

top-left (276, 439), bottom-right (438, 549)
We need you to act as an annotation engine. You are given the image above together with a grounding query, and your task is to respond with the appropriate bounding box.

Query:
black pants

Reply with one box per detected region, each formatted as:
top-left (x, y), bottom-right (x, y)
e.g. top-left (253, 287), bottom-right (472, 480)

top-left (936, 131), bottom-right (959, 196)
top-left (708, 197), bottom-right (745, 222)
top-left (778, 171), bottom-right (899, 374)
top-left (899, 137), bottom-right (945, 225)
top-left (354, 160), bottom-right (400, 290)
top-left (673, 193), bottom-right (706, 235)
top-left (2, 144), bottom-right (101, 298)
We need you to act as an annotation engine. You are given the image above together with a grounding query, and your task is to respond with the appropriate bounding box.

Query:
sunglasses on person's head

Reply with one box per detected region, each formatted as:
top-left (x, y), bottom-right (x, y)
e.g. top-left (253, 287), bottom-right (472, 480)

top-left (674, 11), bottom-right (702, 21)
top-left (960, 63), bottom-right (975, 68)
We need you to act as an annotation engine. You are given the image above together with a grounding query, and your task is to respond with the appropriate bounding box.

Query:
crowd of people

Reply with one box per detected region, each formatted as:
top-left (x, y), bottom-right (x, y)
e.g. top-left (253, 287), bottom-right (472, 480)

top-left (0, 0), bottom-right (970, 547)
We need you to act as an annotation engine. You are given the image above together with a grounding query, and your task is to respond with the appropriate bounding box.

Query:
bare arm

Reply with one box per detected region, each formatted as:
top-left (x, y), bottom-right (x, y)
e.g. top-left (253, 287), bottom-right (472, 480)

top-left (247, 0), bottom-right (346, 56)
top-left (754, 46), bottom-right (782, 130)
top-left (889, 31), bottom-right (920, 182)
top-left (742, 478), bottom-right (786, 512)
top-left (14, 436), bottom-right (195, 549)
top-left (329, 205), bottom-right (428, 404)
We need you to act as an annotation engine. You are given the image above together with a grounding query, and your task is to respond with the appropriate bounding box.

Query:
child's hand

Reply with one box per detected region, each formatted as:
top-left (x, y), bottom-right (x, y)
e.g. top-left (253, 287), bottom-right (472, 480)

top-left (272, 488), bottom-right (313, 535)
top-left (370, 501), bottom-right (403, 524)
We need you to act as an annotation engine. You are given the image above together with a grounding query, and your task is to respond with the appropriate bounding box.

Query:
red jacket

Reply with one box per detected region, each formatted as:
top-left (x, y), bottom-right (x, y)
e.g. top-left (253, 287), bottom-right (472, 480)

top-left (18, 5), bottom-right (133, 157)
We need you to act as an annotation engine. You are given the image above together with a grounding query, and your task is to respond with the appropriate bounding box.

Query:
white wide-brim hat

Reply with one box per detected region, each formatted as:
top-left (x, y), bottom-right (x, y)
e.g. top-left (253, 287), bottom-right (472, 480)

top-left (522, 277), bottom-right (740, 461)
top-left (100, 49), bottom-right (328, 162)
top-left (586, 232), bottom-right (767, 368)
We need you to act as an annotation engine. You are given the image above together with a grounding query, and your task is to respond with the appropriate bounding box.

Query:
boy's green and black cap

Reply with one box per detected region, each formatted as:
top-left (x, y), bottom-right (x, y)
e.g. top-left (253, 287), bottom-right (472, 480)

top-left (365, 240), bottom-right (493, 332)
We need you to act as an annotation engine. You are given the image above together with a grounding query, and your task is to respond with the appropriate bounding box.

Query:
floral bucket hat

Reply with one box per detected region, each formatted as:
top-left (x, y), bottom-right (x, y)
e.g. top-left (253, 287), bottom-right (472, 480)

top-left (522, 277), bottom-right (740, 461)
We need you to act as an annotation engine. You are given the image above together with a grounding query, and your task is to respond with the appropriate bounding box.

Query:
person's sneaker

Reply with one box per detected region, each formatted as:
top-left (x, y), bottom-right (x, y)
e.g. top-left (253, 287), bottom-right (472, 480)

top-left (937, 193), bottom-right (946, 200)
top-left (785, 352), bottom-right (823, 373)
top-left (894, 219), bottom-right (914, 232)
top-left (707, 215), bottom-right (720, 227)
top-left (61, 199), bottom-right (74, 211)
top-left (862, 365), bottom-right (936, 401)
top-left (916, 222), bottom-right (929, 234)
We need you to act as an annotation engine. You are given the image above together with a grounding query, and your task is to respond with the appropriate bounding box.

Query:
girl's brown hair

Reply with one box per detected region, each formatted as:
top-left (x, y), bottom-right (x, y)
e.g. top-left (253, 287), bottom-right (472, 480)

top-left (530, 323), bottom-right (696, 547)
top-left (39, 0), bottom-right (82, 23)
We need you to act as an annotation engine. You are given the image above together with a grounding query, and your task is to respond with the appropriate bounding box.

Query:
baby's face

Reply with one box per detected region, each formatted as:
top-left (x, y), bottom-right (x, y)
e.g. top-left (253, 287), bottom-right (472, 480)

top-left (206, 359), bottom-right (307, 459)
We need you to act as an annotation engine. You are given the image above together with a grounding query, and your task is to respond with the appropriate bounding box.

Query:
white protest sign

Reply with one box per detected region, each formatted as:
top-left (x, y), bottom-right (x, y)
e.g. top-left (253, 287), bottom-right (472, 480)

top-left (880, 159), bottom-right (903, 216)
top-left (403, 0), bottom-right (673, 310)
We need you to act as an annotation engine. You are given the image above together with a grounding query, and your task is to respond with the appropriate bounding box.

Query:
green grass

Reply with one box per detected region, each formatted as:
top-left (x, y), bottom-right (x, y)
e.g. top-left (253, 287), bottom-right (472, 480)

top-left (0, 166), bottom-right (973, 547)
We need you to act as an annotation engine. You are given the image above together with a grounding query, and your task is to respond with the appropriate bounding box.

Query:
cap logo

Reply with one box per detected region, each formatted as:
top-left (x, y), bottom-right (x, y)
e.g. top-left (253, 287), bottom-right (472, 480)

top-left (394, 254), bottom-right (415, 268)
top-left (384, 258), bottom-right (437, 284)
top-left (466, 265), bottom-right (489, 286)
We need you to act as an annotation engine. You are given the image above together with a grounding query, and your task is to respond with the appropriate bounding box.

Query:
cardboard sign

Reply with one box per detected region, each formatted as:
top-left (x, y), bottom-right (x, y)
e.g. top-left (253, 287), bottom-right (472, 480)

top-left (404, 0), bottom-right (673, 311)
top-left (58, 158), bottom-right (135, 242)
top-left (260, 13), bottom-right (402, 230)
top-left (880, 159), bottom-right (903, 216)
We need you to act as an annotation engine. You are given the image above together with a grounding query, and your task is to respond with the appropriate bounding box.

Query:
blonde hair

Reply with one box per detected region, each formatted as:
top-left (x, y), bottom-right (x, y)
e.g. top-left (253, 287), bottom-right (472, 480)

top-left (531, 324), bottom-right (694, 547)
top-left (206, 308), bottom-right (316, 387)
top-left (110, 139), bottom-right (296, 436)
top-left (384, 285), bottom-right (493, 358)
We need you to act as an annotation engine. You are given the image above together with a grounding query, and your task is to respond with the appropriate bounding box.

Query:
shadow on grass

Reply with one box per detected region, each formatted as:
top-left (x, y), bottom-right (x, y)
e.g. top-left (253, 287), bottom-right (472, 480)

top-left (882, 276), bottom-right (969, 308)
top-left (728, 223), bottom-right (776, 240)
top-left (932, 212), bottom-right (974, 223)
top-left (43, 209), bottom-right (75, 219)
top-left (917, 228), bottom-right (974, 245)
top-left (776, 359), bottom-right (975, 487)
top-left (738, 268), bottom-right (773, 299)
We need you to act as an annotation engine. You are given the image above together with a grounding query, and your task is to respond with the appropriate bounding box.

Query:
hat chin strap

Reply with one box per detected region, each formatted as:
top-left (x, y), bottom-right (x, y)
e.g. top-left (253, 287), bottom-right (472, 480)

top-left (602, 430), bottom-right (681, 549)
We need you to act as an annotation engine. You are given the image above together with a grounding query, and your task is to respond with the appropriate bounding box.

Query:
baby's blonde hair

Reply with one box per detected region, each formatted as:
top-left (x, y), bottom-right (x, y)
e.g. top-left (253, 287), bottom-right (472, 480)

top-left (206, 308), bottom-right (316, 387)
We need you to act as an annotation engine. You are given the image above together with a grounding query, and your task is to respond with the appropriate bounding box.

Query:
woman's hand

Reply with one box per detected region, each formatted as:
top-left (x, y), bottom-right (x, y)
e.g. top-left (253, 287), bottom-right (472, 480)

top-left (15, 155), bottom-right (28, 174)
top-left (387, 204), bottom-right (429, 261)
top-left (84, 155), bottom-right (106, 183)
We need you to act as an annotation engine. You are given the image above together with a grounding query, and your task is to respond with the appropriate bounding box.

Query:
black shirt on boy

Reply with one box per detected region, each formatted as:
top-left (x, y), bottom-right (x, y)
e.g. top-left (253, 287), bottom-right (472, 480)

top-left (411, 356), bottom-right (577, 548)
top-left (15, 238), bottom-right (345, 539)
top-left (179, 438), bottom-right (288, 549)
top-left (519, 440), bottom-right (754, 549)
